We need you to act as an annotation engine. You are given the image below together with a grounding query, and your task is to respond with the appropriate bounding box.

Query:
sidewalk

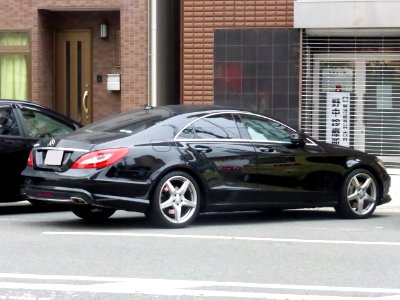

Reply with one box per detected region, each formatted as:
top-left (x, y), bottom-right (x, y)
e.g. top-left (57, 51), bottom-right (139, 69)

top-left (383, 171), bottom-right (400, 211)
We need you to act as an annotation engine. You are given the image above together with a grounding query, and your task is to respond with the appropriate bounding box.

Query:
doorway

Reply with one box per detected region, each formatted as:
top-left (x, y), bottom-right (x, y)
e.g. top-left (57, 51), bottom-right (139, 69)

top-left (308, 53), bottom-right (400, 166)
top-left (55, 30), bottom-right (92, 125)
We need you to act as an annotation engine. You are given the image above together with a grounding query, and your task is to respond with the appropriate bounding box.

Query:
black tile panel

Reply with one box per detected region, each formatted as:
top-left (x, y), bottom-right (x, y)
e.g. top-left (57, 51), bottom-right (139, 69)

top-left (226, 46), bottom-right (242, 61)
top-left (258, 30), bottom-right (273, 45)
top-left (226, 30), bottom-right (242, 45)
top-left (242, 62), bottom-right (257, 77)
top-left (242, 46), bottom-right (257, 62)
top-left (214, 46), bottom-right (227, 62)
top-left (214, 30), bottom-right (227, 46)
top-left (214, 28), bottom-right (300, 125)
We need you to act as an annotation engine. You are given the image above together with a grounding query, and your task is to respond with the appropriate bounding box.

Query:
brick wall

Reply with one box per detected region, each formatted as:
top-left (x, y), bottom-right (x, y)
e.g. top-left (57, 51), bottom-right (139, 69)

top-left (181, 0), bottom-right (294, 104)
top-left (35, 0), bottom-right (149, 117)
top-left (120, 0), bottom-right (149, 112)
top-left (0, 0), bottom-right (148, 121)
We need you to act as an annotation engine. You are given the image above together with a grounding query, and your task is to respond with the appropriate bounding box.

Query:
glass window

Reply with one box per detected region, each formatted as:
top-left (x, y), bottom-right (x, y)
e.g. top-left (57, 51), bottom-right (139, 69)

top-left (0, 32), bottom-right (29, 100)
top-left (301, 36), bottom-right (400, 168)
top-left (177, 124), bottom-right (195, 139)
top-left (0, 106), bottom-right (20, 136)
top-left (20, 108), bottom-right (75, 138)
top-left (192, 114), bottom-right (240, 139)
top-left (84, 107), bottom-right (172, 135)
top-left (241, 115), bottom-right (293, 142)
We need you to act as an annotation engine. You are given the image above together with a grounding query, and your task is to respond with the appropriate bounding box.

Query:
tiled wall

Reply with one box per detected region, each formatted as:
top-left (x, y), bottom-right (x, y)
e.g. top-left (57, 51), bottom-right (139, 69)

top-left (214, 28), bottom-right (300, 127)
top-left (182, 0), bottom-right (295, 105)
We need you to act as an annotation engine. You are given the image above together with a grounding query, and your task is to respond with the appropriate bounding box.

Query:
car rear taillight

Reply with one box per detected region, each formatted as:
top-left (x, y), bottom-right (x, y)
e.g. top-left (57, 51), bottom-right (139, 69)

top-left (27, 150), bottom-right (34, 167)
top-left (71, 148), bottom-right (130, 169)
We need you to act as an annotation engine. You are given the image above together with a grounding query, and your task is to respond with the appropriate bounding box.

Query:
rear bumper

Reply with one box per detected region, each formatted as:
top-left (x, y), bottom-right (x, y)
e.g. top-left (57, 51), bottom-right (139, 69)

top-left (21, 184), bottom-right (149, 213)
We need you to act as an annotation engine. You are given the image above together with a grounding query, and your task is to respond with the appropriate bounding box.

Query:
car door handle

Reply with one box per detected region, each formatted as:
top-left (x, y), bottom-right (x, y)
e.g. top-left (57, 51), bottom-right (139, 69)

top-left (259, 147), bottom-right (275, 153)
top-left (194, 145), bottom-right (212, 153)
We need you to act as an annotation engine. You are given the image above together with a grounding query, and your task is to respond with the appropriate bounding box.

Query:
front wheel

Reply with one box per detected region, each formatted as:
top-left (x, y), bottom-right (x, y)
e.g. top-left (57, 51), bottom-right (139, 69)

top-left (149, 171), bottom-right (201, 228)
top-left (72, 205), bottom-right (116, 222)
top-left (335, 169), bottom-right (379, 219)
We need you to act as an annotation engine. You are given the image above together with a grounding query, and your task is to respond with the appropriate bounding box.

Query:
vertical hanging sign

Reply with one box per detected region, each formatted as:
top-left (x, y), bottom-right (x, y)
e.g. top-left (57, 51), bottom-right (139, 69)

top-left (326, 92), bottom-right (350, 147)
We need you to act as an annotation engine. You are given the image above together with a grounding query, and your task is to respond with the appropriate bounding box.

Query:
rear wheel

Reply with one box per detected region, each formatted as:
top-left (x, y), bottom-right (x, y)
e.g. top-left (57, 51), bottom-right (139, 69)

top-left (149, 171), bottom-right (200, 228)
top-left (72, 205), bottom-right (116, 222)
top-left (335, 169), bottom-right (379, 219)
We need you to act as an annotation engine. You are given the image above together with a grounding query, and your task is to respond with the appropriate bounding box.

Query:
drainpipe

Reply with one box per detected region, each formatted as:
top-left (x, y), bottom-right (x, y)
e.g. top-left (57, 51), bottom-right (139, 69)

top-left (148, 0), bottom-right (157, 107)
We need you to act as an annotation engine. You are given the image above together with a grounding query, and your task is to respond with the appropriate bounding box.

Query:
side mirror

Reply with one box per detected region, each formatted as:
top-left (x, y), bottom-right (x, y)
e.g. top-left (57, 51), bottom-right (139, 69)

top-left (290, 131), bottom-right (306, 146)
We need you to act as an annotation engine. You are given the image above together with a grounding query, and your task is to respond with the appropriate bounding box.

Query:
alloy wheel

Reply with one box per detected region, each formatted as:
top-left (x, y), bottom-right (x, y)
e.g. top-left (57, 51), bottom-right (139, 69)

top-left (158, 175), bottom-right (198, 224)
top-left (346, 172), bottom-right (377, 216)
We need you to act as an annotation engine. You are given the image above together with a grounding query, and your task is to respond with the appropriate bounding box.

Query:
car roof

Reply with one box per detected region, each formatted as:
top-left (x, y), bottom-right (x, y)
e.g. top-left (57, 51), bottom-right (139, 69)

top-left (0, 99), bottom-right (82, 127)
top-left (154, 104), bottom-right (243, 115)
top-left (0, 99), bottom-right (50, 109)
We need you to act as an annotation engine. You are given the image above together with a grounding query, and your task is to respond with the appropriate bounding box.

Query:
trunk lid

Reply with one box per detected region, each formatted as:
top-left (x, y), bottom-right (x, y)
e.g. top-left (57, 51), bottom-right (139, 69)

top-left (31, 130), bottom-right (105, 171)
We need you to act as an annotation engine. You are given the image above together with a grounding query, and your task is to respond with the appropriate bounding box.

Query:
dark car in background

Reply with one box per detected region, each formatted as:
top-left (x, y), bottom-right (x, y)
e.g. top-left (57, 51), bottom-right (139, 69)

top-left (21, 105), bottom-right (391, 227)
top-left (0, 100), bottom-right (81, 202)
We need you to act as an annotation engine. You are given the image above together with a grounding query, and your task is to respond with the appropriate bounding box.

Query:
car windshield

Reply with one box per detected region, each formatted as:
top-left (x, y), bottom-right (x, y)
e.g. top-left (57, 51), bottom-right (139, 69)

top-left (83, 107), bottom-right (173, 135)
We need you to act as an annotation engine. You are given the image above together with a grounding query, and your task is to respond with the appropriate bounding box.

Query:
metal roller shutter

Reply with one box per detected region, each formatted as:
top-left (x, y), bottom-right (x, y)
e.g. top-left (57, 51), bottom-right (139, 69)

top-left (301, 33), bottom-right (400, 168)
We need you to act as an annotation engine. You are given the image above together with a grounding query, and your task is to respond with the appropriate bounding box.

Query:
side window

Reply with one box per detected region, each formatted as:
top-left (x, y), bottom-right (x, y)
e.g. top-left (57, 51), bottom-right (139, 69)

top-left (241, 115), bottom-right (293, 142)
top-left (177, 124), bottom-right (195, 139)
top-left (192, 114), bottom-right (241, 139)
top-left (0, 106), bottom-right (20, 136)
top-left (20, 108), bottom-right (75, 138)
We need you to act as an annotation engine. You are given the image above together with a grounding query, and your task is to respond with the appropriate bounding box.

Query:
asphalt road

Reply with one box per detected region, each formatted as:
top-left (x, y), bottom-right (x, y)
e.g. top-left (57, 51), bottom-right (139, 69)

top-left (1, 201), bottom-right (400, 299)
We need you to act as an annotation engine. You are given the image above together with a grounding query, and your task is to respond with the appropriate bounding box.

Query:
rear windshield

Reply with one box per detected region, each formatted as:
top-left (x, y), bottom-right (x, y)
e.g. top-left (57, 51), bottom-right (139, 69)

top-left (83, 107), bottom-right (173, 135)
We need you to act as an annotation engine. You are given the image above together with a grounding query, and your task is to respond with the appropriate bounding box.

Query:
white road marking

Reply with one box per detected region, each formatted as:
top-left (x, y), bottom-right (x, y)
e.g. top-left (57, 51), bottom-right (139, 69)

top-left (43, 231), bottom-right (400, 246)
top-left (0, 273), bottom-right (399, 299)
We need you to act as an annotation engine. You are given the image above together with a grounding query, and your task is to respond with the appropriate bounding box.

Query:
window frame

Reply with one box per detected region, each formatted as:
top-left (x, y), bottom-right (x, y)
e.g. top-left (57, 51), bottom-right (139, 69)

top-left (175, 111), bottom-right (314, 144)
top-left (237, 113), bottom-right (295, 143)
top-left (175, 111), bottom-right (243, 141)
top-left (17, 105), bottom-right (76, 138)
top-left (191, 113), bottom-right (241, 140)
top-left (0, 30), bottom-right (31, 100)
top-left (0, 104), bottom-right (21, 136)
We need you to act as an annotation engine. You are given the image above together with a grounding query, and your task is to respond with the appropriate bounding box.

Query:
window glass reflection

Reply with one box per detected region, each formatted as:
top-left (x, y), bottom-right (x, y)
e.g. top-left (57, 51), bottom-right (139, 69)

top-left (241, 115), bottom-right (292, 142)
top-left (193, 114), bottom-right (240, 139)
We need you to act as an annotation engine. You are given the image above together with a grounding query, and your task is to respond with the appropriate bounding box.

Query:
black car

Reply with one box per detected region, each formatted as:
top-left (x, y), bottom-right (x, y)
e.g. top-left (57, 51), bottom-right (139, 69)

top-left (21, 105), bottom-right (391, 227)
top-left (0, 99), bottom-right (80, 202)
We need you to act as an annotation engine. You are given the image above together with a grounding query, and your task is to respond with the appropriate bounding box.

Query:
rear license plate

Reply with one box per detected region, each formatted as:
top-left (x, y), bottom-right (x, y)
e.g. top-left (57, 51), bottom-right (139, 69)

top-left (44, 150), bottom-right (64, 166)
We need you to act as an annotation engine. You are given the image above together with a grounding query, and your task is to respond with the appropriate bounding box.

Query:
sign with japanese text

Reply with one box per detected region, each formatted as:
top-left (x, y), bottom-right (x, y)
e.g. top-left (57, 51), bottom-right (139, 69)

top-left (326, 92), bottom-right (350, 147)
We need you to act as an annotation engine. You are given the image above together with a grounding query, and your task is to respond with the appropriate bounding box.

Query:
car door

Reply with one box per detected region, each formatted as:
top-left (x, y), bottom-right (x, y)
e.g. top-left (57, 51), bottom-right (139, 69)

top-left (238, 113), bottom-right (335, 206)
top-left (16, 105), bottom-right (78, 139)
top-left (0, 104), bottom-right (31, 199)
top-left (0, 102), bottom-right (78, 201)
top-left (176, 113), bottom-right (259, 207)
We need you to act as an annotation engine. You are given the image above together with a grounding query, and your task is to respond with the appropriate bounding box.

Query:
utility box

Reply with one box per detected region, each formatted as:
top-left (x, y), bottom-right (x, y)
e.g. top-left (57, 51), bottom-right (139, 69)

top-left (107, 74), bottom-right (120, 91)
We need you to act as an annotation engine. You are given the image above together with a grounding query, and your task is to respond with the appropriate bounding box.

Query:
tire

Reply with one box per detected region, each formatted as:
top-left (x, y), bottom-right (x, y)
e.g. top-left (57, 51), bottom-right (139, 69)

top-left (335, 169), bottom-right (379, 219)
top-left (72, 205), bottom-right (116, 222)
top-left (149, 171), bottom-right (201, 228)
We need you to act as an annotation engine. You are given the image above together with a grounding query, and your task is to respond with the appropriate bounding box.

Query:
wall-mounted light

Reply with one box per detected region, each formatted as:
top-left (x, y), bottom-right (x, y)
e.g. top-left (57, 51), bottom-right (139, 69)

top-left (100, 23), bottom-right (108, 39)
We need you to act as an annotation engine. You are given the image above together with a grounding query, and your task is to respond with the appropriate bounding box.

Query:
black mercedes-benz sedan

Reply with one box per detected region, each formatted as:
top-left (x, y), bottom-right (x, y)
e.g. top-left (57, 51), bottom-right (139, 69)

top-left (21, 105), bottom-right (391, 228)
top-left (0, 99), bottom-right (81, 202)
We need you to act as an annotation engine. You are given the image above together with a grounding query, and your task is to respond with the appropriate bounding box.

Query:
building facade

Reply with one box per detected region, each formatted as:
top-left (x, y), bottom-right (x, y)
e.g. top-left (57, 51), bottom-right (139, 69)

top-left (2, 1), bottom-right (400, 196)
top-left (181, 0), bottom-right (299, 128)
top-left (0, 0), bottom-right (158, 126)
top-left (182, 0), bottom-right (400, 172)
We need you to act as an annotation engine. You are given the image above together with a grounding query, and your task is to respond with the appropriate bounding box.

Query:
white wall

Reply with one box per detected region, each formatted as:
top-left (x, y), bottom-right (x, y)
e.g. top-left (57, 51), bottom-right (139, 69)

top-left (294, 0), bottom-right (400, 28)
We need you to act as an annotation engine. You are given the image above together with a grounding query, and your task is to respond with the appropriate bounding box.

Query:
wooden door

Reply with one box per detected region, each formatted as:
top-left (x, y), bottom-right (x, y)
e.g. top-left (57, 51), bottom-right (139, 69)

top-left (55, 30), bottom-right (92, 125)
